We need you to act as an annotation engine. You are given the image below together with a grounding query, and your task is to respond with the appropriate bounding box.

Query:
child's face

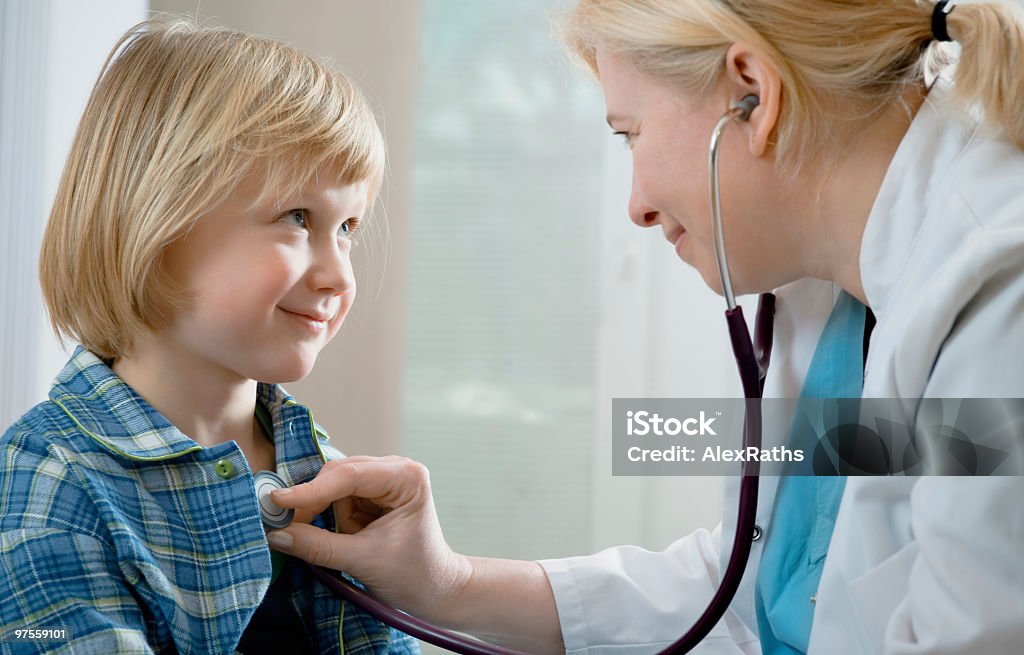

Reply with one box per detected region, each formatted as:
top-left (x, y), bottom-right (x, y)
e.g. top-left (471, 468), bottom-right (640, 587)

top-left (159, 168), bottom-right (369, 383)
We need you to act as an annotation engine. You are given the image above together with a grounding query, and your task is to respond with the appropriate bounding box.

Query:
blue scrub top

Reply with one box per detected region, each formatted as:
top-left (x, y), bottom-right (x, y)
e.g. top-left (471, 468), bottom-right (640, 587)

top-left (755, 291), bottom-right (870, 654)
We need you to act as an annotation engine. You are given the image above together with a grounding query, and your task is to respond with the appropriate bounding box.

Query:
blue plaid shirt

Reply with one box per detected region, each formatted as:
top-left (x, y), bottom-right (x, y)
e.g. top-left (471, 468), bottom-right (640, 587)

top-left (0, 347), bottom-right (419, 655)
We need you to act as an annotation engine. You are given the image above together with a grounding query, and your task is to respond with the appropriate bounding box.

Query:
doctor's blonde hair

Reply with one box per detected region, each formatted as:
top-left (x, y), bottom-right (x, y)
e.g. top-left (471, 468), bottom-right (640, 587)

top-left (40, 18), bottom-right (385, 361)
top-left (560, 0), bottom-right (1024, 173)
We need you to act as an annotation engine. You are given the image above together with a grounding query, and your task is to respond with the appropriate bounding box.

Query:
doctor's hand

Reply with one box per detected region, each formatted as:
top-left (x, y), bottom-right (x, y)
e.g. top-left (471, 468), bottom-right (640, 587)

top-left (266, 456), bottom-right (473, 622)
top-left (268, 456), bottom-right (565, 654)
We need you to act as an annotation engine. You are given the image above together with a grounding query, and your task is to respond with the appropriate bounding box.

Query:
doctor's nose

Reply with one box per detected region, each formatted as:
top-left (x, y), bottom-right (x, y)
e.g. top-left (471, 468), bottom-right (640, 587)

top-left (628, 189), bottom-right (659, 229)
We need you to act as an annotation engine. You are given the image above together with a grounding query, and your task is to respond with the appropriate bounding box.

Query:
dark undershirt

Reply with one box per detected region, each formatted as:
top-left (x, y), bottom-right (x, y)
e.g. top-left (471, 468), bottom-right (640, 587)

top-left (236, 404), bottom-right (316, 655)
top-left (235, 560), bottom-right (315, 655)
top-left (864, 307), bottom-right (876, 367)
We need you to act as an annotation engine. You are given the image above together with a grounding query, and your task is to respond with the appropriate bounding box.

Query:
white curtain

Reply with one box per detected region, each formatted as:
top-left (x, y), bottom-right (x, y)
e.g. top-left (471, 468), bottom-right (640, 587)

top-left (0, 0), bottom-right (146, 428)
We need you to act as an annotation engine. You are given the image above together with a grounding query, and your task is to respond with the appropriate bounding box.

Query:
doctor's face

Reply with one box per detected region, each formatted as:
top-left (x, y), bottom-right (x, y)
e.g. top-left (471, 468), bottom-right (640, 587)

top-left (596, 47), bottom-right (799, 295)
top-left (159, 168), bottom-right (368, 383)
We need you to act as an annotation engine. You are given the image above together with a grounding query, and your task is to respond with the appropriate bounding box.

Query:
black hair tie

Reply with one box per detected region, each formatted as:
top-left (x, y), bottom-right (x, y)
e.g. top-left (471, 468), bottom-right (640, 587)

top-left (931, 0), bottom-right (957, 43)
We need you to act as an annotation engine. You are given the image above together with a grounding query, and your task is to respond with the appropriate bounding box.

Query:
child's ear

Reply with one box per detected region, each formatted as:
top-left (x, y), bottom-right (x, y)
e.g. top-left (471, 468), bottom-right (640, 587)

top-left (724, 43), bottom-right (781, 157)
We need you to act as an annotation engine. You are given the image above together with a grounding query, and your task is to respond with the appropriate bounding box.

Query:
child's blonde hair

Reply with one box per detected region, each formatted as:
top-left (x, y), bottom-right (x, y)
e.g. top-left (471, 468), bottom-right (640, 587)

top-left (40, 17), bottom-right (386, 360)
top-left (559, 0), bottom-right (1024, 174)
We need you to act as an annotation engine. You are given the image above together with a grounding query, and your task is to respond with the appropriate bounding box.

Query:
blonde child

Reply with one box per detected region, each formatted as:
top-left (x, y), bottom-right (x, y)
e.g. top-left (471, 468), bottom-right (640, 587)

top-left (0, 18), bottom-right (418, 655)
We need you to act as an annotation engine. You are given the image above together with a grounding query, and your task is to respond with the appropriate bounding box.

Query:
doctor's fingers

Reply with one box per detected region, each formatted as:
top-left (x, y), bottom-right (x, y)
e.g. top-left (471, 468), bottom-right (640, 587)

top-left (268, 522), bottom-right (361, 571)
top-left (268, 515), bottom-right (467, 619)
top-left (272, 456), bottom-right (433, 512)
top-left (334, 496), bottom-right (392, 533)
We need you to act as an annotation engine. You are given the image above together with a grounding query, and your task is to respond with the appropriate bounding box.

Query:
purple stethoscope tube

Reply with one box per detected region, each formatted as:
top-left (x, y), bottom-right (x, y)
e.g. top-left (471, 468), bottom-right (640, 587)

top-left (291, 95), bottom-right (775, 654)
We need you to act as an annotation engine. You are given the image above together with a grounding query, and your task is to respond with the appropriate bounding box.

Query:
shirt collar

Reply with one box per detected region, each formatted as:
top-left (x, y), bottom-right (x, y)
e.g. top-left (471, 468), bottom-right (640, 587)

top-left (858, 79), bottom-right (977, 317)
top-left (50, 346), bottom-right (321, 467)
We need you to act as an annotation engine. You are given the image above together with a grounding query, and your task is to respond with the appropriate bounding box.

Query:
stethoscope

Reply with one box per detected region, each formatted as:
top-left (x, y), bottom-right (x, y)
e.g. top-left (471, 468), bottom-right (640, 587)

top-left (255, 94), bottom-right (776, 654)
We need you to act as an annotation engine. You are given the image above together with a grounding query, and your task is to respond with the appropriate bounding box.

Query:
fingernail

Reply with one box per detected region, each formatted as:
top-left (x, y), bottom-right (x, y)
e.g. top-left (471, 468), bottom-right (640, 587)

top-left (267, 531), bottom-right (293, 548)
top-left (272, 487), bottom-right (293, 498)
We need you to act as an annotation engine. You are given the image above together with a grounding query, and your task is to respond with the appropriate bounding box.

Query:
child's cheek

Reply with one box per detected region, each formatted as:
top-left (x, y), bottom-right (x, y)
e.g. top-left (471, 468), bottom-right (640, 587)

top-left (326, 285), bottom-right (357, 341)
top-left (233, 261), bottom-right (295, 317)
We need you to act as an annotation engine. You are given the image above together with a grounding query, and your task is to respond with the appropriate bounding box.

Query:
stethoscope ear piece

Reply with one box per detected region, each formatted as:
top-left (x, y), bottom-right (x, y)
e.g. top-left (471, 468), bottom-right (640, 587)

top-left (735, 94), bottom-right (760, 122)
top-left (254, 470), bottom-right (295, 531)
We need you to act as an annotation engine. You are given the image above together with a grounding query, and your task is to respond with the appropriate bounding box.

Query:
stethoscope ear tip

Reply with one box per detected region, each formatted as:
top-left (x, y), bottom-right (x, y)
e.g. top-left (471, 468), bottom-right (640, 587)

top-left (735, 95), bottom-right (760, 122)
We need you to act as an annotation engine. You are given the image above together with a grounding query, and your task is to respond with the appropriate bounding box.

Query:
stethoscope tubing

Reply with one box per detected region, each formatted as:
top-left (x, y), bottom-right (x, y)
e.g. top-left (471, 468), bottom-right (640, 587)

top-left (296, 97), bottom-right (771, 655)
top-left (710, 94), bottom-right (759, 311)
top-left (710, 111), bottom-right (740, 310)
top-left (307, 562), bottom-right (526, 655)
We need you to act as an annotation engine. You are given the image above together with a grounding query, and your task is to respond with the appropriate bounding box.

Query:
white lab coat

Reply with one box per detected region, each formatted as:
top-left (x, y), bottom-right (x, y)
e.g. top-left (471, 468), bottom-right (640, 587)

top-left (538, 83), bottom-right (1024, 654)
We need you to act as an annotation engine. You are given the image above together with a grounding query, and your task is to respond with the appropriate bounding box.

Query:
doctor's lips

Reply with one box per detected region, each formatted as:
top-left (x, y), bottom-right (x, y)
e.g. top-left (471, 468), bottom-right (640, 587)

top-left (665, 226), bottom-right (687, 247)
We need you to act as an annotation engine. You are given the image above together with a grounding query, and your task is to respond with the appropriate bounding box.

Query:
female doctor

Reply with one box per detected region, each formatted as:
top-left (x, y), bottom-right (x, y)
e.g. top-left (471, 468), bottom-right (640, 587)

top-left (267, 1), bottom-right (1024, 653)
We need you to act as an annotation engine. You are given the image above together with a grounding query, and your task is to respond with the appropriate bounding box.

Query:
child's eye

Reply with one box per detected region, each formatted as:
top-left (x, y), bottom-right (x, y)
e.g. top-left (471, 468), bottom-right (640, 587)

top-left (339, 217), bottom-right (361, 239)
top-left (279, 208), bottom-right (308, 229)
top-left (614, 131), bottom-right (633, 148)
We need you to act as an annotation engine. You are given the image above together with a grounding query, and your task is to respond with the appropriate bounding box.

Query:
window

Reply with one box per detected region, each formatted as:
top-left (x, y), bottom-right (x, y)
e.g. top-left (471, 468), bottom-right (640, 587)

top-left (402, 0), bottom-right (605, 560)
top-left (402, 0), bottom-right (734, 566)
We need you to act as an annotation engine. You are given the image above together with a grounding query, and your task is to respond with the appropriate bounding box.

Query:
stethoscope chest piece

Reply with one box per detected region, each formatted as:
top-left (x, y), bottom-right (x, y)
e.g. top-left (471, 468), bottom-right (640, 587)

top-left (254, 470), bottom-right (294, 531)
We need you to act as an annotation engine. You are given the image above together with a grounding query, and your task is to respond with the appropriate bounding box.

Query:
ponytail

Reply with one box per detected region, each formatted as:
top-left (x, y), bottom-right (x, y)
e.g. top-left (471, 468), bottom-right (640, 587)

top-left (944, 2), bottom-right (1024, 149)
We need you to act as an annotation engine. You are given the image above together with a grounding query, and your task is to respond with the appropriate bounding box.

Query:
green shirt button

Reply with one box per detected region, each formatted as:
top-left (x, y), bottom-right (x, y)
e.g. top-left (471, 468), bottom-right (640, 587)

top-left (214, 459), bottom-right (235, 479)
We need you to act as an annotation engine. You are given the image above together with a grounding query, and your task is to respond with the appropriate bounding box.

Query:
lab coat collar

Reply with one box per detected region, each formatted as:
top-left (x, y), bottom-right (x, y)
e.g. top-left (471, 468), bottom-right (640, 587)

top-left (49, 345), bottom-right (319, 465)
top-left (858, 80), bottom-right (976, 318)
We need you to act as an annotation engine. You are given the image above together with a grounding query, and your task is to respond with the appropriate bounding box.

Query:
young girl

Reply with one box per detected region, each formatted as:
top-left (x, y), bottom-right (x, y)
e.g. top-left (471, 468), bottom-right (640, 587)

top-left (0, 18), bottom-right (418, 655)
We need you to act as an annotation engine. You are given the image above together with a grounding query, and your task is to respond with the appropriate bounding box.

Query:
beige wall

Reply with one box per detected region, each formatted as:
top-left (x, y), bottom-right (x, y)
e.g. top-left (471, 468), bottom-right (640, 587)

top-left (150, 0), bottom-right (422, 455)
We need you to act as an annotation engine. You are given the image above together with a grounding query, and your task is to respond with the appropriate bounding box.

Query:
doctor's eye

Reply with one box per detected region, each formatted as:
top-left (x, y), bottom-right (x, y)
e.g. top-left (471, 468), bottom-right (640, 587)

top-left (279, 208), bottom-right (309, 229)
top-left (339, 217), bottom-right (362, 240)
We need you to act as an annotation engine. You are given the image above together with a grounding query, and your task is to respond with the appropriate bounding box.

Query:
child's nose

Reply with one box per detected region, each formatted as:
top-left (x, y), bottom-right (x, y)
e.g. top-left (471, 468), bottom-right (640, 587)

top-left (309, 241), bottom-right (356, 295)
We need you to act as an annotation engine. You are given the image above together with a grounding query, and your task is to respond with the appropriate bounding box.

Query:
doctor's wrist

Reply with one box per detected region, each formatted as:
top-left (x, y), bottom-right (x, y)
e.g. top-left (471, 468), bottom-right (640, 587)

top-left (438, 556), bottom-right (565, 654)
top-left (419, 550), bottom-right (475, 627)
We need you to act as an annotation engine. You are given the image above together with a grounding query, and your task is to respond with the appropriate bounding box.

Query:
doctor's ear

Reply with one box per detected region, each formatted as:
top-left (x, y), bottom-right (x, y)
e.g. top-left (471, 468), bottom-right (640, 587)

top-left (724, 43), bottom-right (781, 157)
